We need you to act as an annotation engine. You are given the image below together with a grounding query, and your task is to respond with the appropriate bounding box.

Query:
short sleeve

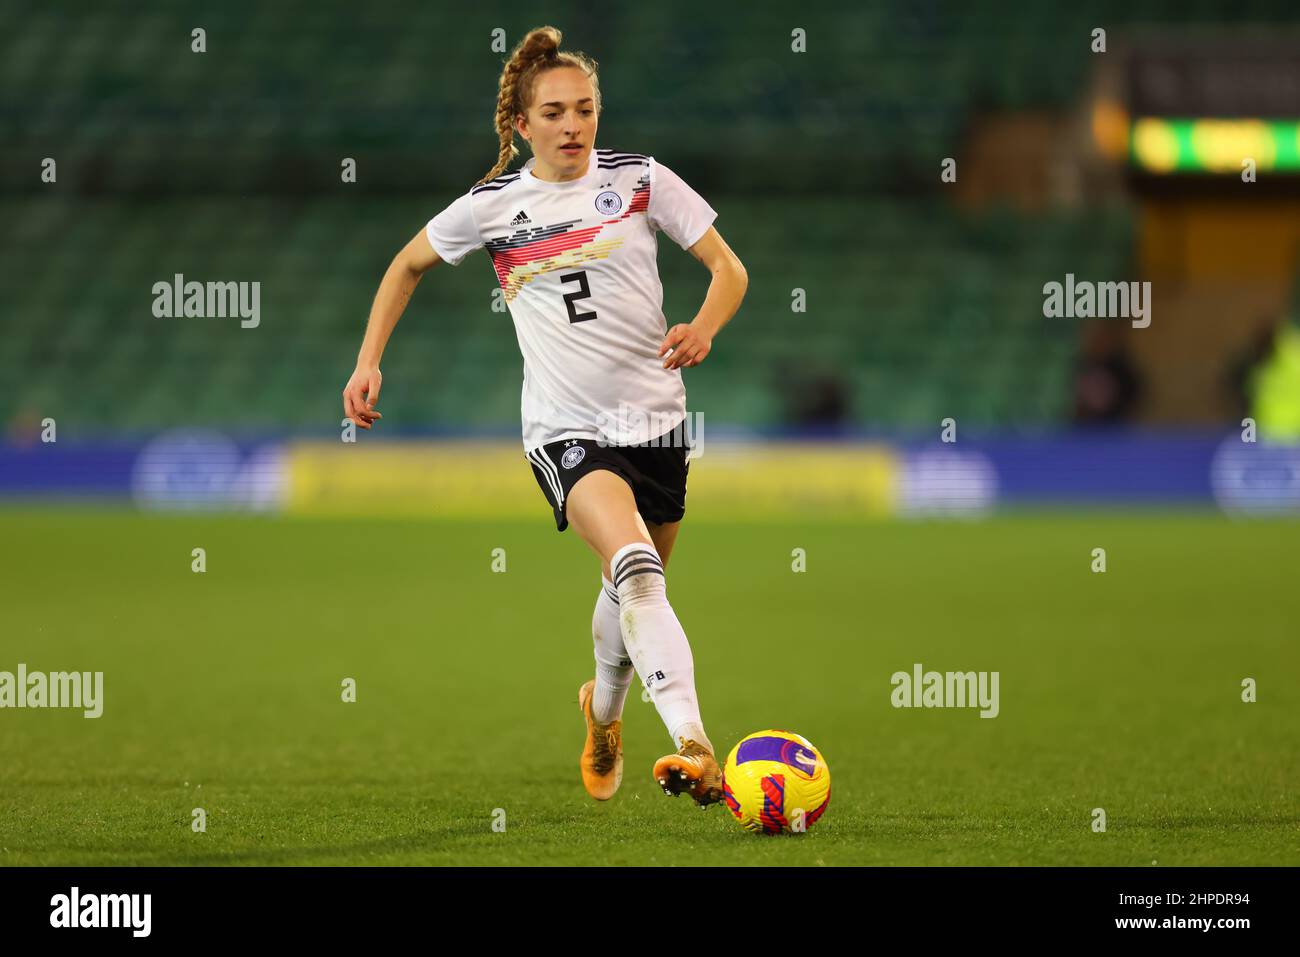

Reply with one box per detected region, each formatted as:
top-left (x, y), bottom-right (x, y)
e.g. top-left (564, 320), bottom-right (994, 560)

top-left (648, 158), bottom-right (717, 251)
top-left (425, 191), bottom-right (482, 266)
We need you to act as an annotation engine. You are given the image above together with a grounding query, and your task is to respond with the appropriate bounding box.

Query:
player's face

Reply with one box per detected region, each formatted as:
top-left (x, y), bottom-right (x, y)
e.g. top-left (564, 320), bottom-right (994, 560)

top-left (521, 67), bottom-right (598, 178)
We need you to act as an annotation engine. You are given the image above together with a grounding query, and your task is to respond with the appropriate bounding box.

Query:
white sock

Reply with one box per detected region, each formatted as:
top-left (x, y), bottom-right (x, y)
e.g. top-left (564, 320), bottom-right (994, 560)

top-left (610, 541), bottom-right (713, 753)
top-left (591, 576), bottom-right (634, 723)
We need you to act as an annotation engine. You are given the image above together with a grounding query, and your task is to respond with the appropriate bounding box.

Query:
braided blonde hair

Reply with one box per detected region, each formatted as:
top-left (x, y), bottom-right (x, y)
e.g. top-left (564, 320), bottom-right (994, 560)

top-left (475, 26), bottom-right (602, 187)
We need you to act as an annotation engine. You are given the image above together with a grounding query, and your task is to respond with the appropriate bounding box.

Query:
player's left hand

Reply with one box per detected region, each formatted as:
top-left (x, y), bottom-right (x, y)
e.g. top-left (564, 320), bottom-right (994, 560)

top-left (659, 323), bottom-right (712, 370)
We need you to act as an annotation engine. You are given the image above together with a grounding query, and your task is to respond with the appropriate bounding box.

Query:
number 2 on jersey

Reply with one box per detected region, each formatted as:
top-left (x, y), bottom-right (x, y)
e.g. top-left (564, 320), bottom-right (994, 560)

top-left (560, 270), bottom-right (598, 324)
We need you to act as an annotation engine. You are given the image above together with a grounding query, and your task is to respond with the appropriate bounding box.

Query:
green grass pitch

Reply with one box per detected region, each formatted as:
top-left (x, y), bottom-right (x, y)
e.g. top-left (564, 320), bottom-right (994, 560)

top-left (1, 507), bottom-right (1296, 865)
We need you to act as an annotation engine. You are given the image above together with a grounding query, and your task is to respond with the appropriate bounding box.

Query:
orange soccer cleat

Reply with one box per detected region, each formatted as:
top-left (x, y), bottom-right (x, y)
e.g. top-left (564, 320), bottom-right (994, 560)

top-left (578, 679), bottom-right (623, 800)
top-left (653, 737), bottom-right (724, 807)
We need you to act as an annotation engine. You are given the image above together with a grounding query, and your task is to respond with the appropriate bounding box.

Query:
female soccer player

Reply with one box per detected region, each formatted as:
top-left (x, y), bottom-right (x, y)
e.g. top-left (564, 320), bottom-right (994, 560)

top-left (341, 26), bottom-right (748, 807)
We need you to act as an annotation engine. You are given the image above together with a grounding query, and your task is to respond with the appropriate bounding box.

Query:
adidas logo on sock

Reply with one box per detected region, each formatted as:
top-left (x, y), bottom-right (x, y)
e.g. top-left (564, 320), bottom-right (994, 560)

top-left (509, 210), bottom-right (531, 226)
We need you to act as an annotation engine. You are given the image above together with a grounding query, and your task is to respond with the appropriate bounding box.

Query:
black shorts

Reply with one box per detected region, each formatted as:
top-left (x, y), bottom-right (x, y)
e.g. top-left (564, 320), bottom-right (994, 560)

top-left (527, 421), bottom-right (692, 532)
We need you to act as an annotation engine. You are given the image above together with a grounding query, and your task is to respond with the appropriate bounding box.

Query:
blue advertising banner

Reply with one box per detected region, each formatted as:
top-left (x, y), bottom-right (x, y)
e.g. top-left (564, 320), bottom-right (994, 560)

top-left (2, 430), bottom-right (1296, 515)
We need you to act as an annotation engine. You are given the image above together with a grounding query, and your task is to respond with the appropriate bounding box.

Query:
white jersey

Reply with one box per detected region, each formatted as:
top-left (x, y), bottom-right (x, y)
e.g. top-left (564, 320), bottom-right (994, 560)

top-left (424, 148), bottom-right (717, 454)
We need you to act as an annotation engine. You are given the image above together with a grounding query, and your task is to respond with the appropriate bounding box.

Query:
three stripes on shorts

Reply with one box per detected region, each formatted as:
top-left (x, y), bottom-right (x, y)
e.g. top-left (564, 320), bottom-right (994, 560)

top-left (528, 447), bottom-right (564, 508)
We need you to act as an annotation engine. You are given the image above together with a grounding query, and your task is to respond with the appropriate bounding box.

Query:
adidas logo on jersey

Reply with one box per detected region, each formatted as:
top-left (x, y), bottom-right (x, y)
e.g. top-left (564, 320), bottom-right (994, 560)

top-left (509, 210), bottom-right (531, 226)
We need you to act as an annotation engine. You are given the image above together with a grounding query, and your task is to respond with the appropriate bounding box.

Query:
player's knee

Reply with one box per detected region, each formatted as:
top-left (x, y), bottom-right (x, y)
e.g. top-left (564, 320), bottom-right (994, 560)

top-left (611, 541), bottom-right (667, 607)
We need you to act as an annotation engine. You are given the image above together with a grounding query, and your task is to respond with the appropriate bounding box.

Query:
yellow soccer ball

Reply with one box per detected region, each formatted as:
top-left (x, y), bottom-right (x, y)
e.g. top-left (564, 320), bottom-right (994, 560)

top-left (721, 730), bottom-right (830, 835)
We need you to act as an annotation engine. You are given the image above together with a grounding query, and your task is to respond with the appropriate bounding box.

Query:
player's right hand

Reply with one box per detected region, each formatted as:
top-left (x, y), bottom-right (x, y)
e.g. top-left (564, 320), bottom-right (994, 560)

top-left (343, 365), bottom-right (383, 429)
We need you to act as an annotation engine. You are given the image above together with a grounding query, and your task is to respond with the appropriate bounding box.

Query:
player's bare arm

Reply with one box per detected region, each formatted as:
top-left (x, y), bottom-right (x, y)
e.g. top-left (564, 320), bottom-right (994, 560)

top-left (342, 229), bottom-right (443, 429)
top-left (659, 225), bottom-right (748, 370)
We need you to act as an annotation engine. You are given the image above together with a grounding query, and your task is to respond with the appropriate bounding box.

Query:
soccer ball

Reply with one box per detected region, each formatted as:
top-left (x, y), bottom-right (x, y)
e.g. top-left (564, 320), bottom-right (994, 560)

top-left (721, 730), bottom-right (830, 835)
